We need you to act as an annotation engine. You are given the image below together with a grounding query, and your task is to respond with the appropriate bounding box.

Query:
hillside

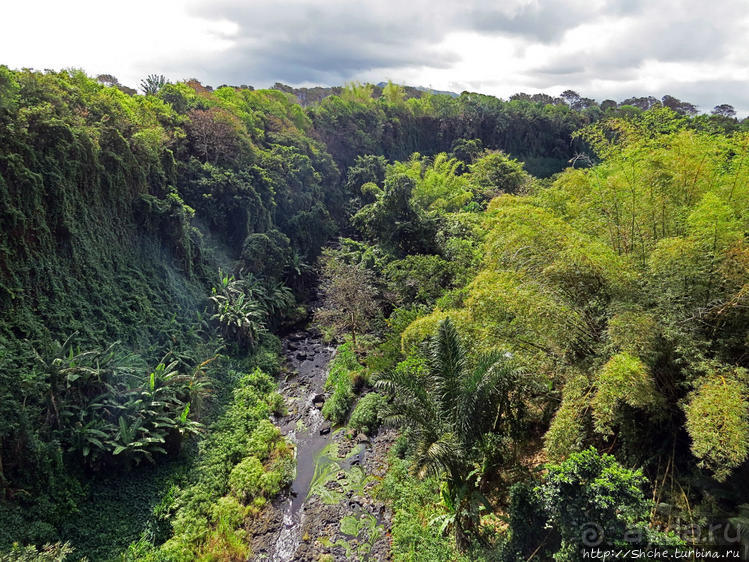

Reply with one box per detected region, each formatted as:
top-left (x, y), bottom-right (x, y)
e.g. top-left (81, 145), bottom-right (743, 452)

top-left (1, 68), bottom-right (748, 560)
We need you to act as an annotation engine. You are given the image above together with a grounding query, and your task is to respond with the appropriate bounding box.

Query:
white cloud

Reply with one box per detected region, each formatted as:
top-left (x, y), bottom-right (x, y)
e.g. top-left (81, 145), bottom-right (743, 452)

top-left (1, 0), bottom-right (237, 85)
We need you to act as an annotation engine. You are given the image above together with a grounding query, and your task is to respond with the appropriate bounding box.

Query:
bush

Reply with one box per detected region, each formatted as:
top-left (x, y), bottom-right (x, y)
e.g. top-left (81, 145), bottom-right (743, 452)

top-left (537, 447), bottom-right (678, 561)
top-left (229, 456), bottom-right (264, 502)
top-left (247, 419), bottom-right (282, 460)
top-left (1, 542), bottom-right (74, 561)
top-left (322, 343), bottom-right (363, 424)
top-left (154, 368), bottom-right (293, 557)
top-left (322, 383), bottom-right (355, 425)
top-left (380, 457), bottom-right (474, 561)
top-left (266, 391), bottom-right (287, 416)
top-left (349, 393), bottom-right (387, 435)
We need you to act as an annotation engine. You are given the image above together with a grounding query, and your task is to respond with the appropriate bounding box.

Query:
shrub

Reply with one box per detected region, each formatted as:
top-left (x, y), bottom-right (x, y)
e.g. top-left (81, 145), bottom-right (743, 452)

top-left (322, 383), bottom-right (354, 425)
top-left (247, 419), bottom-right (282, 460)
top-left (349, 393), bottom-right (387, 435)
top-left (229, 456), bottom-right (264, 502)
top-left (537, 447), bottom-right (680, 561)
top-left (266, 391), bottom-right (287, 416)
top-left (322, 343), bottom-right (362, 424)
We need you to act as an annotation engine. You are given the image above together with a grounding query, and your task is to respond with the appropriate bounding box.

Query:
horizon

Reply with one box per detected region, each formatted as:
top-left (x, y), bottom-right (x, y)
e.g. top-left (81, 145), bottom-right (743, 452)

top-left (3, 66), bottom-right (745, 119)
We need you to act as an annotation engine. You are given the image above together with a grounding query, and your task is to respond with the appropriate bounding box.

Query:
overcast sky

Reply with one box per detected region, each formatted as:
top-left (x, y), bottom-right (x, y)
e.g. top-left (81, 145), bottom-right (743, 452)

top-left (3, 0), bottom-right (749, 115)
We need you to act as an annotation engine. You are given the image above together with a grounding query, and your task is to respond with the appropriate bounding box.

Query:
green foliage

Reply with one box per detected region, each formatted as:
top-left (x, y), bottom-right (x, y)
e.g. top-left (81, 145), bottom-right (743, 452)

top-left (544, 374), bottom-right (591, 461)
top-left (403, 125), bottom-right (749, 486)
top-left (538, 447), bottom-right (672, 561)
top-left (4, 65), bottom-right (749, 560)
top-left (228, 456), bottom-right (263, 501)
top-left (354, 173), bottom-right (439, 257)
top-left (684, 370), bottom-right (749, 482)
top-left (380, 456), bottom-right (473, 562)
top-left (377, 318), bottom-right (529, 550)
top-left (140, 74), bottom-right (168, 96)
top-left (0, 542), bottom-right (73, 561)
top-left (321, 343), bottom-right (362, 424)
top-left (469, 150), bottom-right (531, 199)
top-left (155, 368), bottom-right (293, 558)
top-left (349, 393), bottom-right (387, 435)
top-left (384, 254), bottom-right (454, 306)
top-left (592, 353), bottom-right (658, 436)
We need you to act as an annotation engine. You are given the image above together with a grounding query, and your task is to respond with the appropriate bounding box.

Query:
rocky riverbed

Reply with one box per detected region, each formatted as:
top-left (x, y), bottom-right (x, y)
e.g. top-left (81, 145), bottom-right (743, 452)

top-left (248, 329), bottom-right (394, 561)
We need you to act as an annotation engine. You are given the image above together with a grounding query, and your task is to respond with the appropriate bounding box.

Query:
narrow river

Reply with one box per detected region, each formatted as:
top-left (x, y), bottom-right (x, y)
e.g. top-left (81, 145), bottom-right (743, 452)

top-left (270, 330), bottom-right (336, 560)
top-left (249, 329), bottom-right (393, 561)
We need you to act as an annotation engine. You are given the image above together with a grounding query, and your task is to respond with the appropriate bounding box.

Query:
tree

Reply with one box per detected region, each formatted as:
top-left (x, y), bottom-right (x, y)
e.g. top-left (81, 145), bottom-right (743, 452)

top-left (345, 154), bottom-right (388, 194)
top-left (684, 370), bottom-right (749, 482)
top-left (450, 138), bottom-right (483, 164)
top-left (209, 274), bottom-right (267, 351)
top-left (186, 108), bottom-right (243, 165)
top-left (381, 80), bottom-right (406, 105)
top-left (661, 94), bottom-right (697, 116)
top-left (560, 90), bottom-right (582, 108)
top-left (140, 73), bottom-right (167, 95)
top-left (469, 150), bottom-right (530, 197)
top-left (96, 73), bottom-right (136, 95)
top-left (353, 173), bottom-right (439, 256)
top-left (538, 448), bottom-right (671, 561)
top-left (315, 251), bottom-right (379, 349)
top-left (376, 318), bottom-right (526, 550)
top-left (620, 96), bottom-right (660, 110)
top-left (712, 104), bottom-right (737, 118)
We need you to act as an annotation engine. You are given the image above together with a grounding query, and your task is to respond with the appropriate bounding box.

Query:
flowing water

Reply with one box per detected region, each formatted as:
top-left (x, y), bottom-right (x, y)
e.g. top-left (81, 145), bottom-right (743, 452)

top-left (267, 330), bottom-right (336, 561)
top-left (251, 329), bottom-right (392, 561)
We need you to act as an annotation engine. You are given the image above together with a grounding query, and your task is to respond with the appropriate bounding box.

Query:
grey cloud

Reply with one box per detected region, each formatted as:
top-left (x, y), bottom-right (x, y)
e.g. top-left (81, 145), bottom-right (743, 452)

top-left (176, 0), bottom-right (603, 86)
top-left (151, 0), bottom-right (749, 116)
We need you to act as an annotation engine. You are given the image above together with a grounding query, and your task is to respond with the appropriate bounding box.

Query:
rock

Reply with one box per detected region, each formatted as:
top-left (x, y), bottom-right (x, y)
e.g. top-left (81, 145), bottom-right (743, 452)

top-left (296, 351), bottom-right (307, 360)
top-left (287, 342), bottom-right (298, 351)
top-left (355, 432), bottom-right (370, 444)
top-left (312, 394), bottom-right (325, 409)
top-left (320, 424), bottom-right (331, 435)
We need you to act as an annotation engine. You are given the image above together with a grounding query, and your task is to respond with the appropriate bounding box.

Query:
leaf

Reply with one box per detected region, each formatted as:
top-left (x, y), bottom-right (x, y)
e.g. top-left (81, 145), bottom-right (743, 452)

top-left (340, 515), bottom-right (361, 536)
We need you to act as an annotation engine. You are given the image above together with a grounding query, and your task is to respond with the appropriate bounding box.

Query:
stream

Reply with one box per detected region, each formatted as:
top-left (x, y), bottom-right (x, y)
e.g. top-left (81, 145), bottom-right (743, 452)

top-left (248, 329), bottom-right (394, 561)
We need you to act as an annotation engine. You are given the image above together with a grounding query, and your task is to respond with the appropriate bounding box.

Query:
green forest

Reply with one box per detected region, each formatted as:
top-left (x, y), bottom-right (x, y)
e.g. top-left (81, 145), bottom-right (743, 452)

top-left (0, 67), bottom-right (748, 561)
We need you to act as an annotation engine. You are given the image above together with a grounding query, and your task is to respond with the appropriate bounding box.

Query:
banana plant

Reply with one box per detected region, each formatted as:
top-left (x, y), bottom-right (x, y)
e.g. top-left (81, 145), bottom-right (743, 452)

top-left (68, 418), bottom-right (110, 460)
top-left (209, 291), bottom-right (267, 351)
top-left (174, 402), bottom-right (204, 438)
top-left (109, 416), bottom-right (167, 464)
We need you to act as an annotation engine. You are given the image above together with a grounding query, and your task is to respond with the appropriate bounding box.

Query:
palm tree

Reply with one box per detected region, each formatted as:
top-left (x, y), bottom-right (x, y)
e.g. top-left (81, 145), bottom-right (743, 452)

top-left (139, 74), bottom-right (167, 95)
top-left (376, 318), bottom-right (525, 550)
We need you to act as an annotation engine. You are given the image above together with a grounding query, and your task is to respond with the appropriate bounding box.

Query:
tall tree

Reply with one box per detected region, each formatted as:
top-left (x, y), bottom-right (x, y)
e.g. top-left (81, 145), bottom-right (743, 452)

top-left (712, 104), bottom-right (737, 118)
top-left (315, 252), bottom-right (379, 349)
top-left (377, 318), bottom-right (527, 550)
